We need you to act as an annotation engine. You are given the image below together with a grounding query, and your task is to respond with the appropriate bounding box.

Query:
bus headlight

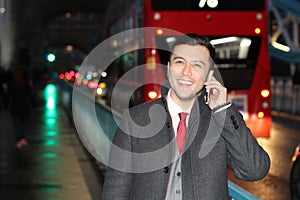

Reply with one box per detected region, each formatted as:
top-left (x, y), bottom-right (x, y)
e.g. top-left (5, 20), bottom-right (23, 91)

top-left (148, 90), bottom-right (159, 100)
top-left (261, 89), bottom-right (270, 98)
top-left (257, 111), bottom-right (264, 119)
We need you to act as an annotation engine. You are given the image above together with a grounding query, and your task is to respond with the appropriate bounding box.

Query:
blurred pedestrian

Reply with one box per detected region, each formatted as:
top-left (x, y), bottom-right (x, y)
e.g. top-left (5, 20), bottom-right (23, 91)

top-left (9, 63), bottom-right (35, 148)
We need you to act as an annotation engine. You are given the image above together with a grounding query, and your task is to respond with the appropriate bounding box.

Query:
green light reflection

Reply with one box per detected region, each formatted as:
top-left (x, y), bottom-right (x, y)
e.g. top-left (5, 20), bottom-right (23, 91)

top-left (42, 152), bottom-right (58, 159)
top-left (44, 139), bottom-right (57, 146)
top-left (42, 170), bottom-right (56, 176)
top-left (45, 109), bottom-right (57, 118)
top-left (44, 84), bottom-right (57, 110)
top-left (45, 118), bottom-right (56, 126)
top-left (43, 84), bottom-right (58, 129)
top-left (44, 131), bottom-right (58, 137)
top-left (46, 97), bottom-right (55, 109)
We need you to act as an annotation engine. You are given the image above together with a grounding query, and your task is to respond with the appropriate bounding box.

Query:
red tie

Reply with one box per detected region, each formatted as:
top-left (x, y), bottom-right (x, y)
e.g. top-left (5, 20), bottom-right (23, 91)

top-left (177, 112), bottom-right (188, 153)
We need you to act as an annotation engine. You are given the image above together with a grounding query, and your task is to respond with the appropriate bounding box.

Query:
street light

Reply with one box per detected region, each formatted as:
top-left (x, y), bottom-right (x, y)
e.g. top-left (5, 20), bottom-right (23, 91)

top-left (46, 53), bottom-right (56, 62)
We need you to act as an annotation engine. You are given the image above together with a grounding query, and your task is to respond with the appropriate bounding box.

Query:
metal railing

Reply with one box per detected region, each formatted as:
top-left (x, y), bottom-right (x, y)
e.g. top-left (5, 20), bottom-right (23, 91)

top-left (228, 181), bottom-right (260, 200)
top-left (271, 76), bottom-right (300, 115)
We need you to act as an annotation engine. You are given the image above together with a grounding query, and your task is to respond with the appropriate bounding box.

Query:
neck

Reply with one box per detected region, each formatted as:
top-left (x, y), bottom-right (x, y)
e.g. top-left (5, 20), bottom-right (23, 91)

top-left (170, 90), bottom-right (196, 110)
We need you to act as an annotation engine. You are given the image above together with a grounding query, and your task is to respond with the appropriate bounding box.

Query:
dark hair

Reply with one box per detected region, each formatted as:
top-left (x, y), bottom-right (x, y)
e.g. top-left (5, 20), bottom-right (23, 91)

top-left (170, 33), bottom-right (216, 68)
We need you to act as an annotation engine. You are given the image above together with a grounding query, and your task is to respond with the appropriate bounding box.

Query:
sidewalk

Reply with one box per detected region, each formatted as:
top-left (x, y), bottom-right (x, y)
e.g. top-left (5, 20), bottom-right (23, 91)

top-left (0, 87), bottom-right (97, 200)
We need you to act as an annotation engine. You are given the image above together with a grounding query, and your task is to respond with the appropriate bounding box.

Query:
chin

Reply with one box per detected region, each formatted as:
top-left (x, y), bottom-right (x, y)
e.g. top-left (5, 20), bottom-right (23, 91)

top-left (178, 94), bottom-right (197, 102)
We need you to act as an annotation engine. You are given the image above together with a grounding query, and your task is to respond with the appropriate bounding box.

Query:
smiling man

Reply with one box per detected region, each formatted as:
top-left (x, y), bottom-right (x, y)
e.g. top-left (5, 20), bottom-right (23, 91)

top-left (102, 33), bottom-right (270, 200)
top-left (168, 41), bottom-right (220, 110)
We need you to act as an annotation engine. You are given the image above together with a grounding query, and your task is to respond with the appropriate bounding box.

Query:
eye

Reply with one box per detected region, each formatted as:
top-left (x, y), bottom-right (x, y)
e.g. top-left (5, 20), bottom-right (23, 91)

top-left (173, 59), bottom-right (185, 65)
top-left (193, 63), bottom-right (202, 68)
top-left (192, 62), bottom-right (205, 69)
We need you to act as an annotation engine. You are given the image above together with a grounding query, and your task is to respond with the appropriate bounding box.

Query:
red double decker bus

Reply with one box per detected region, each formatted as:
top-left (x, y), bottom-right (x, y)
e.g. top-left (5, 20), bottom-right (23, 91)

top-left (103, 0), bottom-right (271, 138)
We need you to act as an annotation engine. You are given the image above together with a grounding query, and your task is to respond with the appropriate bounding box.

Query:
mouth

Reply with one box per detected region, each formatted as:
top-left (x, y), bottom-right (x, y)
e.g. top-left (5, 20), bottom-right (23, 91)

top-left (177, 79), bottom-right (194, 87)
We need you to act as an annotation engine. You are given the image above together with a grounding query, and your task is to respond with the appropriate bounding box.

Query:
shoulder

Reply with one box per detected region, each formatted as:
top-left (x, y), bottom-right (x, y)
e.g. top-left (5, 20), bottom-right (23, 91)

top-left (129, 98), bottom-right (165, 114)
top-left (123, 98), bottom-right (167, 124)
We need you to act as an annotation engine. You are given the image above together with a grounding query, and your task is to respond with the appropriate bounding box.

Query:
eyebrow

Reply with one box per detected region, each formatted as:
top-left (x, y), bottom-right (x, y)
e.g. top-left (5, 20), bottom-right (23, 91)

top-left (172, 56), bottom-right (207, 66)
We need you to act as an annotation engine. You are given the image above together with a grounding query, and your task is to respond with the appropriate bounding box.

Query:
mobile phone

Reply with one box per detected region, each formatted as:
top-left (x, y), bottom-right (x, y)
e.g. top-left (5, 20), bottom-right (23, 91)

top-left (205, 70), bottom-right (214, 104)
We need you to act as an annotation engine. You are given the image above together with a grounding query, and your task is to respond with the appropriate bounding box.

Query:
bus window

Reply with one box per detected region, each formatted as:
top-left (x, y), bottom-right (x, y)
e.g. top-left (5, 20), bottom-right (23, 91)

top-left (212, 36), bottom-right (261, 90)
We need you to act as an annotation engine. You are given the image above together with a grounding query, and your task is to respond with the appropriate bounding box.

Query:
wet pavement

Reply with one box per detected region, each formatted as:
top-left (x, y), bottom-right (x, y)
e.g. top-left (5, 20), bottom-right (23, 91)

top-left (0, 88), bottom-right (103, 200)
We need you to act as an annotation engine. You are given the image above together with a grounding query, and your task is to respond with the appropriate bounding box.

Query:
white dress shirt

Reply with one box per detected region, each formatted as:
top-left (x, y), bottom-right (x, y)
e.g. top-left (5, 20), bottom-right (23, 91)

top-left (166, 90), bottom-right (192, 136)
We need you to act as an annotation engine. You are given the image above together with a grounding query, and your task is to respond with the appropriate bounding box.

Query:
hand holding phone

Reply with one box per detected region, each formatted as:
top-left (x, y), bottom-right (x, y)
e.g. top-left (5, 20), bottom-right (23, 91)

top-left (205, 70), bottom-right (214, 104)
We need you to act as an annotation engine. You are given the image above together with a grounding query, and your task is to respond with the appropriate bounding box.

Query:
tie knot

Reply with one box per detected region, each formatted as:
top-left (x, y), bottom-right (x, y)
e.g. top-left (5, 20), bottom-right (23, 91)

top-left (179, 112), bottom-right (188, 121)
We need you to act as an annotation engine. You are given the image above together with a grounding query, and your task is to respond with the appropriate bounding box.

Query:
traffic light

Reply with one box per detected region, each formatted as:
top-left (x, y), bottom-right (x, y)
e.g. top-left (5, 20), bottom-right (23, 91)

top-left (46, 53), bottom-right (56, 62)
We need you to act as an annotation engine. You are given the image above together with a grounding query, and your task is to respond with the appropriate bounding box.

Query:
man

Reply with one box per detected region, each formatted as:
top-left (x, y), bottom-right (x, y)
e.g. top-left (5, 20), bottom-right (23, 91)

top-left (102, 33), bottom-right (270, 199)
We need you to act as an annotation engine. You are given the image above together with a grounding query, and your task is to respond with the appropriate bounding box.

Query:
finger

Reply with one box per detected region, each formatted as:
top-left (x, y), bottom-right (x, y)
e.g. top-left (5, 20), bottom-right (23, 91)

top-left (204, 78), bottom-right (222, 86)
top-left (204, 83), bottom-right (224, 91)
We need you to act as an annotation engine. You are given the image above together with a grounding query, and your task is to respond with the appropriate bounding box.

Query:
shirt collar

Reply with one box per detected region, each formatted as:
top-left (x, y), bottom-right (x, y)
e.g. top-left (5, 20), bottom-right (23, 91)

top-left (166, 89), bottom-right (192, 114)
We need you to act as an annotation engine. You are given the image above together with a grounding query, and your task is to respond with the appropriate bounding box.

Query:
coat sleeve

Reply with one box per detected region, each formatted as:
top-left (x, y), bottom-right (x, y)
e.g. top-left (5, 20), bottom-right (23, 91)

top-left (212, 105), bottom-right (270, 181)
top-left (102, 110), bottom-right (133, 200)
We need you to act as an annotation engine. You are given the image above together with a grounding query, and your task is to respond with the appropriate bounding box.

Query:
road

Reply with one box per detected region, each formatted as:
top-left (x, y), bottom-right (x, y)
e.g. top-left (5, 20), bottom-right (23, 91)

top-left (229, 111), bottom-right (300, 200)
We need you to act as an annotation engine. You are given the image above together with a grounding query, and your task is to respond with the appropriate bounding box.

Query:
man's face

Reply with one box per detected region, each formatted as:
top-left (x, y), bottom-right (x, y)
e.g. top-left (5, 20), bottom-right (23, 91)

top-left (168, 44), bottom-right (211, 104)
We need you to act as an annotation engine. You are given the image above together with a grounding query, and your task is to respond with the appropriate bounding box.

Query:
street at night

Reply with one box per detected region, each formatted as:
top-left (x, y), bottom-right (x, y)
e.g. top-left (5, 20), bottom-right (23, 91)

top-left (230, 111), bottom-right (300, 200)
top-left (1, 0), bottom-right (300, 199)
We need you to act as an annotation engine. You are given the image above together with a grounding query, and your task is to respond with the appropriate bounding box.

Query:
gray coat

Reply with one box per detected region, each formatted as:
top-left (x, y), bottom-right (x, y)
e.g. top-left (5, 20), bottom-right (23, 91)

top-left (102, 95), bottom-right (270, 200)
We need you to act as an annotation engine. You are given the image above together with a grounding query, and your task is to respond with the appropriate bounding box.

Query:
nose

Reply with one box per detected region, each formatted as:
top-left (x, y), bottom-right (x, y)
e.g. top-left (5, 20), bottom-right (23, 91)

top-left (181, 62), bottom-right (193, 76)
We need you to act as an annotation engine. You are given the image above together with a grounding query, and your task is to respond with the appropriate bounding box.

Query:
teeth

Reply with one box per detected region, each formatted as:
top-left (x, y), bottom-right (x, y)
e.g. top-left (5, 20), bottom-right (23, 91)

top-left (178, 80), bottom-right (193, 85)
